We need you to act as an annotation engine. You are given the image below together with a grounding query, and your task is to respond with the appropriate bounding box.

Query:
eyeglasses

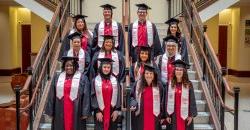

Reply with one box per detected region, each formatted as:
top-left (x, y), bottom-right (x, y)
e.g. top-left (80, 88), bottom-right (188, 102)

top-left (138, 11), bottom-right (147, 14)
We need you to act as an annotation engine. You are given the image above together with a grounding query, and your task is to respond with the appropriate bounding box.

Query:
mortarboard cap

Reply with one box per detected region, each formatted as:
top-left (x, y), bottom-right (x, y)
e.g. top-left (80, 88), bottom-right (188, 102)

top-left (73, 14), bottom-right (88, 21)
top-left (163, 35), bottom-right (179, 43)
top-left (136, 3), bottom-right (151, 10)
top-left (97, 57), bottom-right (114, 63)
top-left (61, 56), bottom-right (79, 62)
top-left (135, 46), bottom-right (151, 51)
top-left (100, 4), bottom-right (116, 10)
top-left (165, 18), bottom-right (180, 25)
top-left (172, 59), bottom-right (190, 69)
top-left (101, 34), bottom-right (117, 40)
top-left (144, 63), bottom-right (156, 72)
top-left (67, 31), bottom-right (82, 40)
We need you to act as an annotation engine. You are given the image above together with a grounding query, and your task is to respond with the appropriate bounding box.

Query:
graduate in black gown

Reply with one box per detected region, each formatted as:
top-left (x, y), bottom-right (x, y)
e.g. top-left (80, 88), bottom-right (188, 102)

top-left (165, 18), bottom-right (189, 64)
top-left (45, 56), bottom-right (91, 130)
top-left (165, 60), bottom-right (197, 130)
top-left (130, 46), bottom-right (159, 83)
top-left (128, 3), bottom-right (163, 63)
top-left (92, 4), bottom-right (125, 56)
top-left (158, 35), bottom-right (182, 88)
top-left (91, 58), bottom-right (121, 130)
top-left (130, 63), bottom-right (164, 130)
top-left (90, 35), bottom-right (125, 82)
top-left (60, 14), bottom-right (93, 59)
top-left (64, 32), bottom-right (90, 75)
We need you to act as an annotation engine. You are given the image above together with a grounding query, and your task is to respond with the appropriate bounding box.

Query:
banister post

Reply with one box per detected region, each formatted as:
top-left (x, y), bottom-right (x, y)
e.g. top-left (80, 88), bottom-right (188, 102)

top-left (27, 67), bottom-right (33, 130)
top-left (234, 87), bottom-right (240, 130)
top-left (202, 25), bottom-right (207, 80)
top-left (15, 85), bottom-right (21, 130)
top-left (46, 25), bottom-right (51, 80)
top-left (190, 0), bottom-right (194, 43)
top-left (220, 67), bottom-right (227, 130)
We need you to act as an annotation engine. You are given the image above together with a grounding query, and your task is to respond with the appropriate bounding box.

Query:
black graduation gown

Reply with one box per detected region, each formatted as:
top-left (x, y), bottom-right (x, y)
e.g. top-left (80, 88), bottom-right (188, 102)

top-left (164, 82), bottom-right (197, 130)
top-left (60, 30), bottom-right (93, 60)
top-left (45, 72), bottom-right (91, 130)
top-left (128, 22), bottom-right (163, 63)
top-left (90, 50), bottom-right (125, 82)
top-left (91, 77), bottom-right (121, 130)
top-left (130, 81), bottom-right (164, 130)
top-left (92, 22), bottom-right (125, 56)
top-left (179, 36), bottom-right (189, 64)
top-left (63, 50), bottom-right (91, 76)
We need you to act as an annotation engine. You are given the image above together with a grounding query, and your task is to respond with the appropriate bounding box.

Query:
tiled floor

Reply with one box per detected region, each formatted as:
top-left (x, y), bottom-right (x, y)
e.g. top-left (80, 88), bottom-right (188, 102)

top-left (0, 75), bottom-right (250, 129)
top-left (224, 75), bottom-right (250, 130)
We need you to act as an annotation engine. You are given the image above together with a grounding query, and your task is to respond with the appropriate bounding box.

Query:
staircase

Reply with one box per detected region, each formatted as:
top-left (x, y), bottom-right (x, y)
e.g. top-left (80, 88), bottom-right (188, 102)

top-left (13, 0), bottom-right (240, 130)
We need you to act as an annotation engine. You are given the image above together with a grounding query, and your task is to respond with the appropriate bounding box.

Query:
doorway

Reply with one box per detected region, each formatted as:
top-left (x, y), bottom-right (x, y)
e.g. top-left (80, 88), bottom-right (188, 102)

top-left (218, 25), bottom-right (228, 68)
top-left (21, 24), bottom-right (31, 72)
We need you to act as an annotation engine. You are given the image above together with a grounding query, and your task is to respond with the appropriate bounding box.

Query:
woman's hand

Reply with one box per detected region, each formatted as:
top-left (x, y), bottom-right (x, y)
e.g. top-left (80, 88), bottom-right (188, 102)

top-left (111, 111), bottom-right (119, 122)
top-left (130, 106), bottom-right (136, 111)
top-left (81, 116), bottom-right (88, 120)
top-left (96, 112), bottom-right (103, 122)
top-left (187, 117), bottom-right (193, 125)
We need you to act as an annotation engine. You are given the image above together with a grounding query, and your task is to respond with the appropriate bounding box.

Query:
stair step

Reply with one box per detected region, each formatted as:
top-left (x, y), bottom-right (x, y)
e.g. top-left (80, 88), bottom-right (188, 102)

top-left (191, 79), bottom-right (199, 90)
top-left (194, 112), bottom-right (210, 124)
top-left (194, 124), bottom-right (214, 130)
top-left (188, 70), bottom-right (197, 80)
top-left (194, 89), bottom-right (203, 100)
top-left (196, 100), bottom-right (206, 112)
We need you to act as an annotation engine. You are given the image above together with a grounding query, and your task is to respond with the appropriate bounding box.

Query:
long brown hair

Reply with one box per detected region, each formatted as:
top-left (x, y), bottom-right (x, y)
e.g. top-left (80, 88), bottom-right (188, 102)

top-left (171, 68), bottom-right (191, 88)
top-left (138, 69), bottom-right (158, 94)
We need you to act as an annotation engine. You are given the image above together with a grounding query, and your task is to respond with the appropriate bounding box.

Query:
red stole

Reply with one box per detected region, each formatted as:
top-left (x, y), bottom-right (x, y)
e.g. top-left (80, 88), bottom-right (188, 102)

top-left (167, 56), bottom-right (175, 81)
top-left (104, 22), bottom-right (112, 35)
top-left (63, 79), bottom-right (74, 130)
top-left (81, 34), bottom-right (88, 51)
top-left (139, 64), bottom-right (144, 76)
top-left (175, 84), bottom-right (185, 130)
top-left (143, 86), bottom-right (155, 130)
top-left (105, 53), bottom-right (112, 59)
top-left (138, 22), bottom-right (147, 46)
top-left (102, 79), bottom-right (113, 130)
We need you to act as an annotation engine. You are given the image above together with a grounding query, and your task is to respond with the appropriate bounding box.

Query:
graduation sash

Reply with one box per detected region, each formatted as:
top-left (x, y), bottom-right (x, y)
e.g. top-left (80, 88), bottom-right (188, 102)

top-left (56, 71), bottom-right (81, 101)
top-left (161, 54), bottom-right (181, 84)
top-left (133, 62), bottom-right (142, 81)
top-left (132, 20), bottom-right (153, 47)
top-left (67, 48), bottom-right (85, 73)
top-left (95, 75), bottom-right (118, 111)
top-left (98, 20), bottom-right (119, 48)
top-left (135, 80), bottom-right (160, 116)
top-left (166, 81), bottom-right (189, 120)
top-left (98, 51), bottom-right (119, 76)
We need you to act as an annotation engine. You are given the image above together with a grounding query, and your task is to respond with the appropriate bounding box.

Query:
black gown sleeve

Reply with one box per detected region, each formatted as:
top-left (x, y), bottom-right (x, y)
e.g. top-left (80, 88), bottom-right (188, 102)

top-left (118, 23), bottom-right (125, 55)
top-left (81, 75), bottom-right (91, 117)
top-left (189, 83), bottom-right (197, 117)
top-left (90, 78), bottom-right (100, 113)
top-left (152, 23), bottom-right (164, 58)
top-left (89, 52), bottom-right (99, 80)
top-left (114, 81), bottom-right (121, 111)
top-left (91, 23), bottom-right (100, 57)
top-left (45, 74), bottom-right (58, 117)
top-left (84, 51), bottom-right (91, 76)
top-left (118, 51), bottom-right (125, 83)
top-left (130, 82), bottom-right (138, 108)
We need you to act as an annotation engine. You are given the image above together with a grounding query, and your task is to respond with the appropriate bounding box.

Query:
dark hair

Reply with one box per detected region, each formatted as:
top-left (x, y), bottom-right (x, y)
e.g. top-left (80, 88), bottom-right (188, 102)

top-left (167, 23), bottom-right (181, 38)
top-left (74, 18), bottom-right (90, 36)
top-left (138, 69), bottom-right (158, 94)
top-left (101, 38), bottom-right (115, 51)
top-left (61, 60), bottom-right (79, 73)
top-left (171, 68), bottom-right (191, 88)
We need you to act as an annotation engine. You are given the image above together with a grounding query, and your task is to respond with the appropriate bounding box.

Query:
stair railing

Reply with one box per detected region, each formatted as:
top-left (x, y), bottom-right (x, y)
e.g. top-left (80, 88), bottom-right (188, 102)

top-left (180, 0), bottom-right (240, 130)
top-left (14, 0), bottom-right (78, 129)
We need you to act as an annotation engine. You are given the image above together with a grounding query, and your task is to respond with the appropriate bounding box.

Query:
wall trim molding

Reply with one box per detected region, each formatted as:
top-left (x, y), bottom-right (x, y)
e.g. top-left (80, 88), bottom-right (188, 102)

top-left (0, 68), bottom-right (21, 76)
top-left (228, 69), bottom-right (250, 77)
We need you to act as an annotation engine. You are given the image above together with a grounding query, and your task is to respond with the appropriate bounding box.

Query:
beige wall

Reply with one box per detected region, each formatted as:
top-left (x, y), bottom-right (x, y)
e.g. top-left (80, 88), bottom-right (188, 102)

top-left (0, 5), bottom-right (48, 70)
top-left (31, 13), bottom-right (48, 53)
top-left (82, 0), bottom-right (168, 23)
top-left (204, 14), bottom-right (219, 54)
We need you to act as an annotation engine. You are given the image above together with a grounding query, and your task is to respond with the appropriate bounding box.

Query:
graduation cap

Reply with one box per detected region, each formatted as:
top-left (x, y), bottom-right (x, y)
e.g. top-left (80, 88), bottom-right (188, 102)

top-left (73, 14), bottom-right (88, 21)
top-left (67, 31), bottom-right (82, 40)
top-left (136, 3), bottom-right (151, 10)
top-left (101, 34), bottom-right (116, 40)
top-left (172, 59), bottom-right (190, 69)
top-left (163, 35), bottom-right (179, 44)
top-left (98, 57), bottom-right (114, 64)
top-left (165, 18), bottom-right (180, 25)
top-left (61, 56), bottom-right (79, 62)
top-left (100, 4), bottom-right (116, 10)
top-left (144, 63), bottom-right (156, 72)
top-left (135, 46), bottom-right (151, 51)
